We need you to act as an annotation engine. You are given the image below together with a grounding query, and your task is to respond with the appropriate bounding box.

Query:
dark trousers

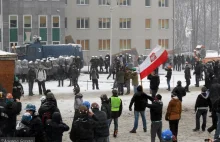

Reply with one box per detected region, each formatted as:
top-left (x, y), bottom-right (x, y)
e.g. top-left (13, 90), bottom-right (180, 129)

top-left (167, 79), bottom-right (171, 90)
top-left (100, 66), bottom-right (104, 72)
top-left (58, 78), bottom-right (64, 87)
top-left (195, 109), bottom-right (208, 130)
top-left (195, 75), bottom-right (200, 86)
top-left (208, 110), bottom-right (217, 132)
top-left (21, 74), bottom-right (26, 83)
top-left (92, 79), bottom-right (99, 89)
top-left (72, 78), bottom-right (79, 88)
top-left (28, 80), bottom-right (34, 95)
top-left (177, 64), bottom-right (181, 71)
top-left (95, 137), bottom-right (108, 142)
top-left (118, 83), bottom-right (124, 95)
top-left (151, 89), bottom-right (158, 98)
top-left (169, 120), bottom-right (179, 140)
top-left (151, 121), bottom-right (162, 142)
top-left (38, 81), bottom-right (46, 95)
top-left (185, 79), bottom-right (190, 91)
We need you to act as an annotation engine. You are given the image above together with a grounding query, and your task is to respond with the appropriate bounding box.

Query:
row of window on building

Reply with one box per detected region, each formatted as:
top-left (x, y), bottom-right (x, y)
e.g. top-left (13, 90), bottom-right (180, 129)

top-left (77, 0), bottom-right (169, 7)
top-left (75, 18), bottom-right (169, 29)
top-left (9, 15), bottom-right (60, 28)
top-left (77, 39), bottom-right (169, 51)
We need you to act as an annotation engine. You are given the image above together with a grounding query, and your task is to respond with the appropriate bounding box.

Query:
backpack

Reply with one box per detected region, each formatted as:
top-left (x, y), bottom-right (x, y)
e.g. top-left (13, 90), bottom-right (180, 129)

top-left (42, 112), bottom-right (52, 126)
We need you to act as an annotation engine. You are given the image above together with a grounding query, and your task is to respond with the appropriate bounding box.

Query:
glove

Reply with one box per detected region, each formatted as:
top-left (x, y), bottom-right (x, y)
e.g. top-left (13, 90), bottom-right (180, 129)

top-left (129, 107), bottom-right (132, 111)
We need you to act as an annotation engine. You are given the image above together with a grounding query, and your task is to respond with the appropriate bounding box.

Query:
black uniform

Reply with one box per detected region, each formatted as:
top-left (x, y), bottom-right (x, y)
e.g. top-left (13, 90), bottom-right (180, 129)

top-left (184, 65), bottom-right (191, 92)
top-left (12, 81), bottom-right (24, 100)
top-left (71, 66), bottom-right (80, 89)
top-left (27, 68), bottom-right (36, 96)
top-left (99, 57), bottom-right (104, 72)
top-left (57, 65), bottom-right (65, 87)
top-left (90, 69), bottom-right (99, 90)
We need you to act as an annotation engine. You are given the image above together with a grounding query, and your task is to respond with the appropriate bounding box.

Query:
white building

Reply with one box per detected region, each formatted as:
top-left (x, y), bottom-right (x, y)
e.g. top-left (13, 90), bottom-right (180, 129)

top-left (65, 0), bottom-right (173, 63)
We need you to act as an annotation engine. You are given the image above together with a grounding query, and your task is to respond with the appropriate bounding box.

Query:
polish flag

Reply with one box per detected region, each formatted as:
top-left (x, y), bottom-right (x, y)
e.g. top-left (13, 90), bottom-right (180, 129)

top-left (139, 46), bottom-right (168, 80)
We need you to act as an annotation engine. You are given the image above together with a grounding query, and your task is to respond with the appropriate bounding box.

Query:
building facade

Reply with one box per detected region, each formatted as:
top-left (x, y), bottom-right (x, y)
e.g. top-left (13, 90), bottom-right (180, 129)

top-left (65, 0), bottom-right (174, 63)
top-left (1, 0), bottom-right (66, 51)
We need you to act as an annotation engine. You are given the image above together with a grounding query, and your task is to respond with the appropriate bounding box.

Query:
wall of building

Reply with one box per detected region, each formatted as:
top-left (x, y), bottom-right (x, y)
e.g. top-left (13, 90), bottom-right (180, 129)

top-left (65, 0), bottom-right (173, 63)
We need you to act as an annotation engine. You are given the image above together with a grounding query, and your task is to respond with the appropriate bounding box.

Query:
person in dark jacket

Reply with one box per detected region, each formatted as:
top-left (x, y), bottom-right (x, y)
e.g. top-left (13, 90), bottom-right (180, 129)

top-left (90, 68), bottom-right (99, 90)
top-left (91, 102), bottom-right (109, 142)
top-left (147, 71), bottom-right (160, 98)
top-left (165, 65), bottom-right (172, 91)
top-left (27, 67), bottom-right (36, 96)
top-left (100, 94), bottom-right (111, 124)
top-left (57, 65), bottom-right (65, 87)
top-left (45, 112), bottom-right (69, 142)
top-left (193, 87), bottom-right (212, 132)
top-left (172, 81), bottom-right (186, 102)
top-left (184, 62), bottom-right (191, 92)
top-left (38, 92), bottom-right (61, 126)
top-left (194, 61), bottom-right (201, 87)
top-left (173, 55), bottom-right (177, 71)
top-left (3, 93), bottom-right (22, 137)
top-left (129, 85), bottom-right (148, 133)
top-left (25, 104), bottom-right (47, 142)
top-left (15, 112), bottom-right (32, 137)
top-left (145, 94), bottom-right (163, 142)
top-left (70, 105), bottom-right (97, 142)
top-left (109, 89), bottom-right (123, 137)
top-left (71, 65), bottom-right (80, 89)
top-left (116, 67), bottom-right (125, 95)
top-left (12, 76), bottom-right (24, 100)
top-left (74, 87), bottom-right (83, 121)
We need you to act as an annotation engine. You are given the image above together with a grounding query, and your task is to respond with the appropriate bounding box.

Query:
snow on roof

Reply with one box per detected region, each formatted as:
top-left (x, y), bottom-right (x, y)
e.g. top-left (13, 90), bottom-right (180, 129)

top-left (196, 45), bottom-right (205, 49)
top-left (0, 50), bottom-right (16, 56)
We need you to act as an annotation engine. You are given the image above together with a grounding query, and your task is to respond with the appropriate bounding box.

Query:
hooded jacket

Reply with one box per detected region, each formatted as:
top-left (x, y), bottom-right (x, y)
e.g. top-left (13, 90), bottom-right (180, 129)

top-left (147, 74), bottom-right (160, 90)
top-left (15, 120), bottom-right (31, 137)
top-left (165, 97), bottom-right (182, 121)
top-left (172, 85), bottom-right (186, 102)
top-left (165, 68), bottom-right (172, 80)
top-left (145, 96), bottom-right (163, 122)
top-left (74, 93), bottom-right (83, 110)
top-left (195, 92), bottom-right (212, 112)
top-left (12, 81), bottom-right (24, 100)
top-left (101, 100), bottom-right (111, 119)
top-left (129, 91), bottom-right (149, 111)
top-left (45, 112), bottom-right (69, 142)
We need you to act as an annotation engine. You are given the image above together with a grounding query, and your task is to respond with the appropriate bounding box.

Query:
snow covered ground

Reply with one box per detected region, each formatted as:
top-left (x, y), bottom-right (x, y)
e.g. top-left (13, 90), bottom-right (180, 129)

top-left (18, 67), bottom-right (214, 142)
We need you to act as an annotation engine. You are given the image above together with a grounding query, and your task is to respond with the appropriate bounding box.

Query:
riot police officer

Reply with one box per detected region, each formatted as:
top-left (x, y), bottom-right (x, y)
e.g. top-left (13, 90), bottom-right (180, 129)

top-left (99, 55), bottom-right (104, 72)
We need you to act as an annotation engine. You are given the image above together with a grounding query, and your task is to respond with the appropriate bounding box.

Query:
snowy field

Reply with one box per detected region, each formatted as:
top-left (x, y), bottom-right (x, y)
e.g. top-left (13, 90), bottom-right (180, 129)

top-left (18, 67), bottom-right (214, 142)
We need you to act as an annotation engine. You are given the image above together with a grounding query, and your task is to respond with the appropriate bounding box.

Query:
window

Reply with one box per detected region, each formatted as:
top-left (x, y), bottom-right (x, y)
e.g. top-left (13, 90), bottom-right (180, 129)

top-left (158, 19), bottom-right (169, 29)
top-left (76, 40), bottom-right (89, 50)
top-left (158, 39), bottom-right (169, 49)
top-left (39, 15), bottom-right (47, 28)
top-left (99, 39), bottom-right (110, 50)
top-left (41, 41), bottom-right (47, 45)
top-left (77, 0), bottom-right (89, 5)
top-left (98, 0), bottom-right (110, 5)
top-left (52, 16), bottom-right (60, 28)
top-left (9, 15), bottom-right (18, 28)
top-left (159, 0), bottom-right (168, 7)
top-left (23, 16), bottom-right (32, 28)
top-left (52, 41), bottom-right (60, 44)
top-left (120, 39), bottom-right (131, 50)
top-left (119, 18), bottom-right (131, 29)
top-left (65, 17), bottom-right (67, 28)
top-left (119, 0), bottom-right (131, 6)
top-left (145, 39), bottom-right (151, 49)
top-left (145, 19), bottom-right (151, 29)
top-left (145, 0), bottom-right (151, 6)
top-left (10, 42), bottom-right (18, 49)
top-left (99, 18), bottom-right (110, 29)
top-left (77, 17), bottom-right (89, 29)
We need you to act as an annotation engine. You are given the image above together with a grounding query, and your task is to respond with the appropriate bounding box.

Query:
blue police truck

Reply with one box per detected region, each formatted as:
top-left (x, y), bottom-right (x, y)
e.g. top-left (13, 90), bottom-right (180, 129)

top-left (15, 40), bottom-right (84, 68)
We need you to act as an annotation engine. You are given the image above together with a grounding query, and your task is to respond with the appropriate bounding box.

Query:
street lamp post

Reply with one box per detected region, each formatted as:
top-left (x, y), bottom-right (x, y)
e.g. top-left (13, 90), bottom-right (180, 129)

top-left (1, 0), bottom-right (3, 51)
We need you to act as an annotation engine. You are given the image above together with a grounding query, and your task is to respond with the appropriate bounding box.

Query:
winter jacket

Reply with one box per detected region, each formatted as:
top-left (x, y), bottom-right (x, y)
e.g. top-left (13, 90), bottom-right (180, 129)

top-left (172, 85), bottom-right (186, 102)
top-left (101, 101), bottom-right (111, 119)
top-left (109, 96), bottom-right (123, 119)
top-left (165, 68), bottom-right (172, 80)
top-left (129, 92), bottom-right (149, 111)
top-left (36, 69), bottom-right (47, 82)
top-left (3, 101), bottom-right (22, 135)
top-left (74, 93), bottom-right (83, 110)
top-left (29, 113), bottom-right (47, 142)
top-left (124, 70), bottom-right (131, 82)
top-left (165, 97), bottom-right (182, 121)
top-left (90, 70), bottom-right (99, 80)
top-left (209, 82), bottom-right (220, 105)
top-left (70, 115), bottom-right (96, 142)
top-left (131, 72), bottom-right (139, 86)
top-left (116, 70), bottom-right (125, 84)
top-left (92, 109), bottom-right (109, 138)
top-left (145, 96), bottom-right (163, 122)
top-left (38, 100), bottom-right (61, 124)
top-left (45, 112), bottom-right (69, 142)
top-left (27, 68), bottom-right (36, 82)
top-left (70, 67), bottom-right (79, 79)
top-left (184, 66), bottom-right (191, 80)
top-left (15, 121), bottom-right (31, 137)
top-left (147, 74), bottom-right (160, 90)
top-left (194, 63), bottom-right (201, 75)
top-left (12, 81), bottom-right (24, 100)
top-left (57, 66), bottom-right (65, 78)
top-left (195, 92), bottom-right (212, 112)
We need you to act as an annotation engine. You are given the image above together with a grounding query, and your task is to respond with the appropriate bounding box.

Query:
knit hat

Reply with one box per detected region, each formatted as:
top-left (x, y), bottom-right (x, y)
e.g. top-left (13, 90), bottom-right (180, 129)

top-left (22, 113), bottom-right (32, 122)
top-left (91, 102), bottom-right (99, 109)
top-left (79, 105), bottom-right (88, 114)
top-left (137, 85), bottom-right (143, 92)
top-left (156, 94), bottom-right (162, 100)
top-left (46, 92), bottom-right (55, 100)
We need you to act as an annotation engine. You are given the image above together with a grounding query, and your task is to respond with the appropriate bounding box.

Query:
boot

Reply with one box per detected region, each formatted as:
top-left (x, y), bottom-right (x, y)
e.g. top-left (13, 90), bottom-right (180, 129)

top-left (113, 130), bottom-right (118, 137)
top-left (129, 129), bottom-right (136, 133)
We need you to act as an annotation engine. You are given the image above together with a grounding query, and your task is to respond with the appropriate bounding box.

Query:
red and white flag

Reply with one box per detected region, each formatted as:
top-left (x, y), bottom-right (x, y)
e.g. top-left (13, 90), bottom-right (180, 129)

top-left (139, 46), bottom-right (168, 80)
